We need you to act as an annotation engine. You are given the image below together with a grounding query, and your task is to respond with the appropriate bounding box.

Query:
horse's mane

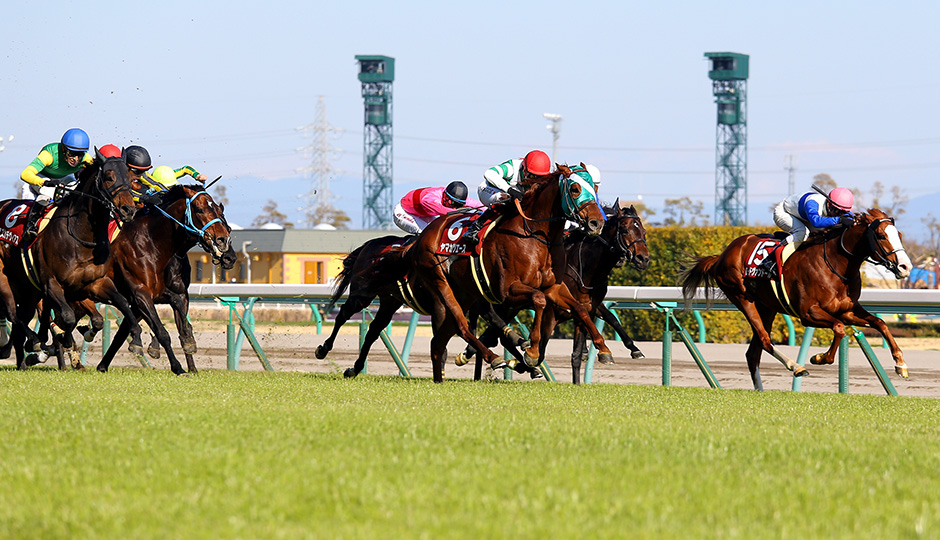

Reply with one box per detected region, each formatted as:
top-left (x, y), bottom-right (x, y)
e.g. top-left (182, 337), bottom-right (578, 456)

top-left (804, 208), bottom-right (886, 247)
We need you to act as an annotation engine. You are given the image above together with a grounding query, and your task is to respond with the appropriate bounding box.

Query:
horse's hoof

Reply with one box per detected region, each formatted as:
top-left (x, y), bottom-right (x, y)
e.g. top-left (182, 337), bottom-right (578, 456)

top-left (343, 368), bottom-right (358, 378)
top-left (809, 353), bottom-right (831, 365)
top-left (96, 366), bottom-right (109, 374)
top-left (896, 365), bottom-right (909, 379)
top-left (631, 350), bottom-right (645, 359)
top-left (175, 371), bottom-right (190, 377)
top-left (491, 358), bottom-right (509, 370)
top-left (529, 369), bottom-right (544, 380)
top-left (128, 344), bottom-right (145, 355)
top-left (24, 353), bottom-right (41, 367)
top-left (793, 365), bottom-right (809, 377)
top-left (523, 352), bottom-right (540, 368)
top-left (315, 345), bottom-right (328, 360)
top-left (597, 352), bottom-right (614, 365)
top-left (148, 345), bottom-right (161, 359)
top-left (181, 339), bottom-right (197, 354)
top-left (72, 364), bottom-right (86, 371)
top-left (454, 352), bottom-right (471, 367)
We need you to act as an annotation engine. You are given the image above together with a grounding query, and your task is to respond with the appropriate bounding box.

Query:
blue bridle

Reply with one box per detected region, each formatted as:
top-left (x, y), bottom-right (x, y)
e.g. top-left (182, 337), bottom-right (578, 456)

top-left (152, 190), bottom-right (224, 239)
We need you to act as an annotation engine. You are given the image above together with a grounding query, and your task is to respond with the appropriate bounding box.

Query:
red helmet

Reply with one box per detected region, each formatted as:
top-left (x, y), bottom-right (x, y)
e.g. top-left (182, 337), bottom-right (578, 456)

top-left (99, 144), bottom-right (122, 159)
top-left (523, 150), bottom-right (552, 176)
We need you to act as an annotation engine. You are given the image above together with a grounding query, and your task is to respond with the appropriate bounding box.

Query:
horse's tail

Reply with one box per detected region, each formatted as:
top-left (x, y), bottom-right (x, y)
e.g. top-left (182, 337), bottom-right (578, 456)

top-left (327, 244), bottom-right (367, 311)
top-left (680, 255), bottom-right (720, 309)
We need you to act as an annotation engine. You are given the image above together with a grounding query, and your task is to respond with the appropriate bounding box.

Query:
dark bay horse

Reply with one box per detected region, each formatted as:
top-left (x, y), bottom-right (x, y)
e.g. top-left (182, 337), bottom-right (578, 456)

top-left (0, 150), bottom-right (138, 370)
top-left (314, 234), bottom-right (414, 378)
top-left (409, 164), bottom-right (610, 382)
top-left (458, 201), bottom-right (651, 383)
top-left (91, 184), bottom-right (235, 374)
top-left (680, 209), bottom-right (912, 390)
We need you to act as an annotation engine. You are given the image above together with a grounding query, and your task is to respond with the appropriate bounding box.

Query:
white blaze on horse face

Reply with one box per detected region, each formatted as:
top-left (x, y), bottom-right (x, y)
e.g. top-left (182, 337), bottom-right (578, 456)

top-left (885, 224), bottom-right (912, 278)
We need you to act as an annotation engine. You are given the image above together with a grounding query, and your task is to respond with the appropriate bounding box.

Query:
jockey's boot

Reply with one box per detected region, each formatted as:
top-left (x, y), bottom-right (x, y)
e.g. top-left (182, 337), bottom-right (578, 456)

top-left (463, 207), bottom-right (497, 244)
top-left (19, 202), bottom-right (46, 246)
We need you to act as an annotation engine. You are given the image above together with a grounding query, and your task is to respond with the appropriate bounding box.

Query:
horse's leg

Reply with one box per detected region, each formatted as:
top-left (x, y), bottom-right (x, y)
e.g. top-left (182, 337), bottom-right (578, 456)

top-left (597, 304), bottom-right (644, 359)
top-left (97, 317), bottom-right (132, 373)
top-left (41, 284), bottom-right (76, 371)
top-left (344, 297), bottom-right (401, 379)
top-left (316, 294), bottom-right (370, 360)
top-left (745, 307), bottom-right (777, 391)
top-left (130, 290), bottom-right (186, 376)
top-left (839, 306), bottom-right (908, 378)
top-left (571, 323), bottom-right (587, 384)
top-left (733, 298), bottom-right (807, 377)
top-left (75, 299), bottom-right (104, 344)
top-left (544, 283), bottom-right (613, 364)
top-left (429, 316), bottom-right (458, 384)
top-left (429, 279), bottom-right (500, 368)
top-left (803, 305), bottom-right (853, 369)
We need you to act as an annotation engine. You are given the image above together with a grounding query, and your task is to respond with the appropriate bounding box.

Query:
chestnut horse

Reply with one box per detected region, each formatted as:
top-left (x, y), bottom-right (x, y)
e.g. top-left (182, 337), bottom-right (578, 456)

top-left (458, 201), bottom-right (651, 383)
top-left (0, 151), bottom-right (138, 370)
top-left (408, 164), bottom-right (610, 382)
top-left (93, 184), bottom-right (235, 374)
top-left (680, 209), bottom-right (912, 390)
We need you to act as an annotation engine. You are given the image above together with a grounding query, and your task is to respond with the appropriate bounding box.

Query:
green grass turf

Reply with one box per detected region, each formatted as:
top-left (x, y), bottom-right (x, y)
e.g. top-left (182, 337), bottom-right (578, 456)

top-left (0, 367), bottom-right (938, 539)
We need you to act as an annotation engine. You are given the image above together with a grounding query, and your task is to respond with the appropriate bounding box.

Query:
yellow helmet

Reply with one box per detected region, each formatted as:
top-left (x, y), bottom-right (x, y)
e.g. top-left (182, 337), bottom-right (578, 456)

top-left (150, 166), bottom-right (178, 188)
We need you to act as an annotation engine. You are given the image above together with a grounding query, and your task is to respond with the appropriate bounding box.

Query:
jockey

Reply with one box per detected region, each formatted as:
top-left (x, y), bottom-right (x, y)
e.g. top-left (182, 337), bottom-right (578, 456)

top-left (773, 186), bottom-right (855, 247)
top-left (463, 149), bottom-right (553, 243)
top-left (19, 128), bottom-right (94, 244)
top-left (123, 145), bottom-right (207, 200)
top-left (393, 181), bottom-right (480, 234)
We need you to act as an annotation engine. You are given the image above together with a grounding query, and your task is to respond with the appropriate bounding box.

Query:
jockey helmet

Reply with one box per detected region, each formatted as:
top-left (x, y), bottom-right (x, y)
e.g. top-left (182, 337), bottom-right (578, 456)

top-left (61, 128), bottom-right (90, 152)
top-left (124, 145), bottom-right (152, 171)
top-left (585, 164), bottom-right (601, 190)
top-left (443, 181), bottom-right (468, 207)
top-left (523, 150), bottom-right (552, 176)
top-left (98, 144), bottom-right (122, 159)
top-left (829, 187), bottom-right (854, 212)
top-left (150, 166), bottom-right (178, 188)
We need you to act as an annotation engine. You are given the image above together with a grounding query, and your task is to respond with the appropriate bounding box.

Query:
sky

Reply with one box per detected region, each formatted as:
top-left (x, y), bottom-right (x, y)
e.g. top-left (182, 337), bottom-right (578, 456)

top-left (2, 0), bottom-right (938, 238)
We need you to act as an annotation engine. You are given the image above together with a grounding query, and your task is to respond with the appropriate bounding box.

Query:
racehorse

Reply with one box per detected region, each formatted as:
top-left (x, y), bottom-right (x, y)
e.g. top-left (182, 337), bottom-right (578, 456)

top-left (0, 150), bottom-right (138, 370)
top-left (91, 184), bottom-right (235, 374)
top-left (314, 234), bottom-right (414, 378)
top-left (457, 201), bottom-right (651, 383)
top-left (408, 164), bottom-right (610, 383)
top-left (680, 209), bottom-right (912, 390)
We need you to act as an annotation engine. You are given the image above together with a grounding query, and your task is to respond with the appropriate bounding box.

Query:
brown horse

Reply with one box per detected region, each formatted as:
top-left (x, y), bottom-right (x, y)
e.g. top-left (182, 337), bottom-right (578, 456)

top-left (408, 164), bottom-right (610, 383)
top-left (93, 184), bottom-right (235, 374)
top-left (458, 201), bottom-right (651, 383)
top-left (0, 150), bottom-right (138, 370)
top-left (314, 234), bottom-right (414, 378)
top-left (680, 209), bottom-right (912, 390)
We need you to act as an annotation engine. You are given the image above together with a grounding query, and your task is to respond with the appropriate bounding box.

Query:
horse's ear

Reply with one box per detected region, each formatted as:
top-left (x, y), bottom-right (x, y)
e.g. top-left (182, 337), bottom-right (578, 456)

top-left (94, 146), bottom-right (103, 163)
top-left (613, 197), bottom-right (622, 209)
top-left (579, 162), bottom-right (587, 171)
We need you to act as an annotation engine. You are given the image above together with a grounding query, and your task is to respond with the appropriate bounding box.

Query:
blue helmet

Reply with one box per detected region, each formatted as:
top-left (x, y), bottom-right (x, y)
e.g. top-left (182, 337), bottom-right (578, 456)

top-left (61, 128), bottom-right (90, 152)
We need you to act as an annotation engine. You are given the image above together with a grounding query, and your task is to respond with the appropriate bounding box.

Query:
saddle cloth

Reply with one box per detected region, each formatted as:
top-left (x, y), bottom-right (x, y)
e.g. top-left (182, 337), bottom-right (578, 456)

top-left (744, 238), bottom-right (784, 279)
top-left (0, 201), bottom-right (121, 248)
top-left (433, 214), bottom-right (498, 256)
top-left (0, 202), bottom-right (53, 248)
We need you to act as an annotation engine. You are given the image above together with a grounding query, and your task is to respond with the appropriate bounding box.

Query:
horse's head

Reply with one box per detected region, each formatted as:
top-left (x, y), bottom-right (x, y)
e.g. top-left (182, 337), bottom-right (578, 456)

top-left (92, 147), bottom-right (137, 223)
top-left (177, 185), bottom-right (235, 268)
top-left (606, 199), bottom-right (650, 270)
top-left (556, 163), bottom-right (605, 236)
top-left (854, 209), bottom-right (912, 279)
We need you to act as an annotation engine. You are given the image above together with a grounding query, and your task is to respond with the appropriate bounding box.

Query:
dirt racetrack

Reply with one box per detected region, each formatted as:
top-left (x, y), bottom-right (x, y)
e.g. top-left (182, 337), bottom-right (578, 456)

top-left (7, 318), bottom-right (939, 398)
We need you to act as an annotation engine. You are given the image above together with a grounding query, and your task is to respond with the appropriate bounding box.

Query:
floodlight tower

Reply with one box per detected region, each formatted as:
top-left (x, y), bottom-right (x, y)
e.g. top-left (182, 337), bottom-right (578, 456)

top-left (355, 55), bottom-right (395, 229)
top-left (705, 52), bottom-right (749, 225)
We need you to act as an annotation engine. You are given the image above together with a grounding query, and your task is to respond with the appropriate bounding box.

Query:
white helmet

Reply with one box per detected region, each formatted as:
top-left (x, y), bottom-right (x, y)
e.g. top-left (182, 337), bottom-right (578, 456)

top-left (585, 164), bottom-right (601, 190)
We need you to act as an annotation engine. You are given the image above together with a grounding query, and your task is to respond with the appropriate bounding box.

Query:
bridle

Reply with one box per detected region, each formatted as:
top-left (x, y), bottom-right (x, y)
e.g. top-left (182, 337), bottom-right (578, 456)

top-left (825, 216), bottom-right (905, 281)
top-left (516, 171), bottom-right (601, 246)
top-left (568, 208), bottom-right (647, 290)
top-left (151, 188), bottom-right (229, 259)
top-left (59, 158), bottom-right (135, 247)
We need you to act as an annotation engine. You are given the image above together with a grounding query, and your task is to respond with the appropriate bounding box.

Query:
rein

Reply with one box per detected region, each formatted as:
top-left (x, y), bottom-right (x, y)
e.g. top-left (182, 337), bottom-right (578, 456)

top-left (152, 190), bottom-right (223, 240)
top-left (824, 217), bottom-right (903, 282)
top-left (567, 212), bottom-right (646, 290)
top-left (57, 163), bottom-right (133, 248)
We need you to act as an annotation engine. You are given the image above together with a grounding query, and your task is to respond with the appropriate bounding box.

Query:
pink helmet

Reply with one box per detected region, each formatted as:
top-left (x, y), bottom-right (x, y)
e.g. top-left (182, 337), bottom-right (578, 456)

top-left (829, 187), bottom-right (854, 211)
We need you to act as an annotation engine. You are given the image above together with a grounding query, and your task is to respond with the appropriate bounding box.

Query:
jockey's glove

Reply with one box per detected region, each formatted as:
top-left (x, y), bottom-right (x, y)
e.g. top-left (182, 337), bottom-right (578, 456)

top-left (42, 178), bottom-right (61, 188)
top-left (139, 192), bottom-right (164, 205)
top-left (507, 185), bottom-right (525, 200)
top-left (839, 215), bottom-right (854, 227)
